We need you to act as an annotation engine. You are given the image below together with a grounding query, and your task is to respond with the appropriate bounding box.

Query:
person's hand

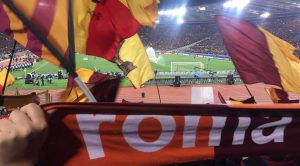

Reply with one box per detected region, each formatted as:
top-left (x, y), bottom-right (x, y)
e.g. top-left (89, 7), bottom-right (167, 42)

top-left (0, 103), bottom-right (48, 166)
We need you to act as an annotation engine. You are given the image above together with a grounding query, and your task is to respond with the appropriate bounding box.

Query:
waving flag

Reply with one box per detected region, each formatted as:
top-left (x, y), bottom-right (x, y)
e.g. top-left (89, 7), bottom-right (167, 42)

top-left (216, 16), bottom-right (300, 95)
top-left (0, 0), bottom-right (68, 66)
top-left (119, 34), bottom-right (155, 88)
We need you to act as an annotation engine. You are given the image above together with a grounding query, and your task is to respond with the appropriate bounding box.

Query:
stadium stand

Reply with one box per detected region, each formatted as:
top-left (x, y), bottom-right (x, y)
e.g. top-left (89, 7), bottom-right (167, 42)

top-left (0, 33), bottom-right (26, 59)
top-left (139, 16), bottom-right (300, 56)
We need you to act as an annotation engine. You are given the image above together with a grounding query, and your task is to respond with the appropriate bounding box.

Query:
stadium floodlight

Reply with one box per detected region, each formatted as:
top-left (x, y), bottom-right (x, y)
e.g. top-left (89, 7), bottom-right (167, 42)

top-left (177, 17), bottom-right (184, 24)
top-left (158, 7), bottom-right (186, 17)
top-left (158, 11), bottom-right (165, 15)
top-left (177, 7), bottom-right (187, 16)
top-left (260, 12), bottom-right (270, 18)
top-left (199, 7), bottom-right (206, 11)
top-left (156, 20), bottom-right (160, 24)
top-left (223, 0), bottom-right (250, 9)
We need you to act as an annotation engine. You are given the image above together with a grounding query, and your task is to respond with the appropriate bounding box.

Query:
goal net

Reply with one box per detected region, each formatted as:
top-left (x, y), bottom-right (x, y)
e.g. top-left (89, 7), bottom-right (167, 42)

top-left (171, 62), bottom-right (204, 72)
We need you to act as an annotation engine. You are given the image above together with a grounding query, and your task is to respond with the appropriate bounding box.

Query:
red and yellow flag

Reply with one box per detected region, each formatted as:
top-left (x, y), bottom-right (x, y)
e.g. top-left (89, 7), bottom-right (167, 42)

top-left (0, 0), bottom-right (68, 66)
top-left (119, 34), bottom-right (155, 88)
top-left (216, 16), bottom-right (300, 95)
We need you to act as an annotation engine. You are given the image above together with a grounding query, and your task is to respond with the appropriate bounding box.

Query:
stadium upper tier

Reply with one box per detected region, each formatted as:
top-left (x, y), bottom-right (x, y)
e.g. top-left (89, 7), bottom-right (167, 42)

top-left (0, 33), bottom-right (26, 59)
top-left (139, 16), bottom-right (300, 55)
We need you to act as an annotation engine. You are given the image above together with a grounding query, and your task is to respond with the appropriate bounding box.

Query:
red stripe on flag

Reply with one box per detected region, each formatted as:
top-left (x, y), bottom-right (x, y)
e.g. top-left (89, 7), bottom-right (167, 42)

top-left (88, 72), bottom-right (110, 84)
top-left (26, 32), bottom-right (43, 56)
top-left (86, 0), bottom-right (141, 61)
top-left (25, 0), bottom-right (57, 57)
top-left (0, 4), bottom-right (12, 36)
top-left (0, 85), bottom-right (3, 95)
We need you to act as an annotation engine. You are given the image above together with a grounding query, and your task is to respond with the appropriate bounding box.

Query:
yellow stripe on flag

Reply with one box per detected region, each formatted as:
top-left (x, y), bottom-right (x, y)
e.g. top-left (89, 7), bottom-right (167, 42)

top-left (0, 69), bottom-right (15, 87)
top-left (73, 0), bottom-right (96, 53)
top-left (119, 34), bottom-right (155, 88)
top-left (11, 0), bottom-right (37, 19)
top-left (44, 0), bottom-right (68, 66)
top-left (6, 0), bottom-right (36, 46)
top-left (120, 0), bottom-right (159, 26)
top-left (76, 68), bottom-right (94, 83)
top-left (13, 31), bottom-right (28, 46)
top-left (60, 85), bottom-right (93, 102)
top-left (259, 27), bottom-right (300, 95)
top-left (3, 5), bottom-right (24, 30)
top-left (229, 101), bottom-right (244, 105)
top-left (40, 45), bottom-right (58, 65)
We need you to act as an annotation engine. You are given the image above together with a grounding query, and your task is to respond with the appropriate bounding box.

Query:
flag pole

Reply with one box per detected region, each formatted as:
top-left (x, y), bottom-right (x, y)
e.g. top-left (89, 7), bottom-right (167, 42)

top-left (244, 84), bottom-right (256, 104)
top-left (67, 0), bottom-right (96, 102)
top-left (2, 41), bottom-right (16, 94)
top-left (68, 0), bottom-right (76, 69)
top-left (243, 84), bottom-right (254, 97)
top-left (2, 0), bottom-right (96, 102)
top-left (154, 70), bottom-right (162, 104)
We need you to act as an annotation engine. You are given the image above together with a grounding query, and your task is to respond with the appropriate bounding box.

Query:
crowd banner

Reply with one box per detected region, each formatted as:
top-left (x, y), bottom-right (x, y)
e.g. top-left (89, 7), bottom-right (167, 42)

top-left (42, 103), bottom-right (300, 166)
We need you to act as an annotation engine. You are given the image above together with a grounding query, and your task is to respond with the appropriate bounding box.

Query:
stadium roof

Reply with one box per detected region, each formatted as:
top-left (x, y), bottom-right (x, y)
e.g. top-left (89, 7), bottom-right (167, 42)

top-left (159, 0), bottom-right (300, 23)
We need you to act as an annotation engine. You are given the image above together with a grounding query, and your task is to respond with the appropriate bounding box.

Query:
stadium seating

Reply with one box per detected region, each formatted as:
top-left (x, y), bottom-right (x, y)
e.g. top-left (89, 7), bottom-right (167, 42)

top-left (139, 16), bottom-right (300, 55)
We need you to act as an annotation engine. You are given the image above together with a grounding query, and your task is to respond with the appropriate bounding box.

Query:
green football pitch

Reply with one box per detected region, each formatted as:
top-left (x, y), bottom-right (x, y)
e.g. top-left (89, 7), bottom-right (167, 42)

top-left (6, 53), bottom-right (235, 90)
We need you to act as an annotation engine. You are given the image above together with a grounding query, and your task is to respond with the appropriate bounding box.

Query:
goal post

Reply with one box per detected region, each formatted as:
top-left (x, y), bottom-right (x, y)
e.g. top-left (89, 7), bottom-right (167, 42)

top-left (171, 62), bottom-right (205, 72)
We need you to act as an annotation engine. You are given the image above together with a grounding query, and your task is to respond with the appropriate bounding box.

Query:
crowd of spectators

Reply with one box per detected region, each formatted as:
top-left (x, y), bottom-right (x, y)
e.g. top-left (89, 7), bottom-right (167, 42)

top-left (139, 24), bottom-right (217, 51)
top-left (0, 55), bottom-right (35, 71)
top-left (139, 16), bottom-right (300, 56)
top-left (259, 16), bottom-right (300, 48)
top-left (0, 62), bottom-right (33, 71)
top-left (0, 33), bottom-right (26, 58)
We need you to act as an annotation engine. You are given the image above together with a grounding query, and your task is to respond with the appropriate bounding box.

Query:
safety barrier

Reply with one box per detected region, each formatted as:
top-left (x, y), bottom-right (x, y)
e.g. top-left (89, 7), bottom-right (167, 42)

top-left (147, 76), bottom-right (242, 85)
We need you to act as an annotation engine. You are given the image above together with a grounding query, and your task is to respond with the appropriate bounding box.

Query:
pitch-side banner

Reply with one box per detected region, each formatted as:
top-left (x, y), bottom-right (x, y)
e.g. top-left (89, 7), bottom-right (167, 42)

top-left (42, 103), bottom-right (300, 166)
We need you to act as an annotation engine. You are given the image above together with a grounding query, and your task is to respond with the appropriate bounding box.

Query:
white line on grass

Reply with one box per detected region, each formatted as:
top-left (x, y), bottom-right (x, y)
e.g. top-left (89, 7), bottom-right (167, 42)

top-left (31, 61), bottom-right (48, 73)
